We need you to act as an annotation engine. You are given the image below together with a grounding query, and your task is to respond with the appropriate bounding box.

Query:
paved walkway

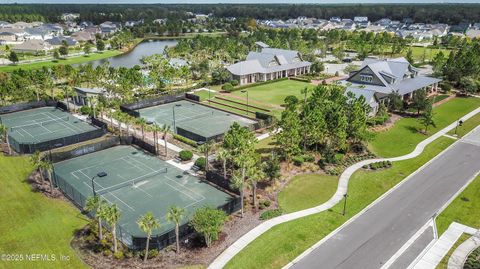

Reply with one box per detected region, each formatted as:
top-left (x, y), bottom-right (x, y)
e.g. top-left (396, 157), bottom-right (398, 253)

top-left (411, 222), bottom-right (478, 269)
top-left (208, 107), bottom-right (480, 269)
top-left (448, 230), bottom-right (480, 269)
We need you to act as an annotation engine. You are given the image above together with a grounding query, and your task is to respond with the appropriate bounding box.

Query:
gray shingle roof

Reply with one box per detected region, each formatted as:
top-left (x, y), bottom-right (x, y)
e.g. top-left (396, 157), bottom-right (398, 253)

top-left (228, 47), bottom-right (310, 76)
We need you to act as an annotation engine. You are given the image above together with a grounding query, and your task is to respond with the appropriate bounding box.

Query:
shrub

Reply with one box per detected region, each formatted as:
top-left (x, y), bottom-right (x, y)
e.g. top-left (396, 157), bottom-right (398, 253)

top-left (140, 249), bottom-right (158, 260)
top-left (173, 134), bottom-right (197, 147)
top-left (260, 209), bottom-right (284, 220)
top-left (259, 199), bottom-right (271, 210)
top-left (230, 79), bottom-right (239, 86)
top-left (103, 249), bottom-right (112, 257)
top-left (80, 105), bottom-right (92, 116)
top-left (179, 150), bottom-right (193, 161)
top-left (222, 83), bottom-right (234, 92)
top-left (334, 153), bottom-right (345, 164)
top-left (194, 157), bottom-right (206, 170)
top-left (292, 156), bottom-right (305, 166)
top-left (124, 250), bottom-right (134, 259)
top-left (113, 251), bottom-right (124, 260)
top-left (303, 154), bottom-right (315, 162)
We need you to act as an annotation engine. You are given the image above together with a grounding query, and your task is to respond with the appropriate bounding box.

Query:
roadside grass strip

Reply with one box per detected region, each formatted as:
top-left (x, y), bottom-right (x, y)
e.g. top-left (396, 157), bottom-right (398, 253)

top-left (224, 137), bottom-right (454, 269)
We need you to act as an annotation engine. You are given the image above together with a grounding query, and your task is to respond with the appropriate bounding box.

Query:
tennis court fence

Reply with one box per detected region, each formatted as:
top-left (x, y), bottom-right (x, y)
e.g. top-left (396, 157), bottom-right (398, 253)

top-left (0, 100), bottom-right (57, 115)
top-left (120, 93), bottom-right (185, 117)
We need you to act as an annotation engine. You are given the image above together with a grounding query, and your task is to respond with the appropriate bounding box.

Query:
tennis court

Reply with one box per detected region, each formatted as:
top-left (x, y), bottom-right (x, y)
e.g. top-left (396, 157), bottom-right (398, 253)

top-left (138, 100), bottom-right (257, 141)
top-left (53, 145), bottom-right (236, 248)
top-left (0, 107), bottom-right (102, 153)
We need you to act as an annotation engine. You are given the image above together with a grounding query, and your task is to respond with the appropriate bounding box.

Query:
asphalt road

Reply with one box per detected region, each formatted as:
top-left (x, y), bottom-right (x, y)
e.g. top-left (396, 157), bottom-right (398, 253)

top-left (291, 128), bottom-right (480, 269)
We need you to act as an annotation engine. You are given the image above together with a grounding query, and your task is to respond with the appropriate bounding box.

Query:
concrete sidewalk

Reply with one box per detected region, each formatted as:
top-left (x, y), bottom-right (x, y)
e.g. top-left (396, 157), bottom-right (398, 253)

top-left (208, 107), bottom-right (480, 269)
top-left (412, 222), bottom-right (478, 269)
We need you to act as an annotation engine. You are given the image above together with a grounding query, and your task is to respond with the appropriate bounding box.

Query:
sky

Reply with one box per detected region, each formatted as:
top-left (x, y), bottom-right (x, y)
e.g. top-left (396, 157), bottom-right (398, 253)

top-left (4, 0), bottom-right (480, 3)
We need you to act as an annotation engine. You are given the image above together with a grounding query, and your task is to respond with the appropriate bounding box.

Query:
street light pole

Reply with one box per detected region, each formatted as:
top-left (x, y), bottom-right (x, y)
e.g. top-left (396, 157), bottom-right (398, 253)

top-left (172, 104), bottom-right (181, 133)
top-left (342, 193), bottom-right (348, 216)
top-left (91, 172), bottom-right (107, 197)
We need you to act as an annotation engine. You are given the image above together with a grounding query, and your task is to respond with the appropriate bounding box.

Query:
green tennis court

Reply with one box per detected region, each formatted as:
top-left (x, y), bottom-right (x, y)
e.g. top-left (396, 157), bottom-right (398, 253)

top-left (138, 100), bottom-right (257, 141)
top-left (53, 145), bottom-right (235, 248)
top-left (0, 107), bottom-right (101, 153)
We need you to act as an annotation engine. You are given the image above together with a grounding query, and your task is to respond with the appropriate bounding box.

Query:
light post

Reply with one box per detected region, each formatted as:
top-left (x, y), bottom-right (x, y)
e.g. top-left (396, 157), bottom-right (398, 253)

top-left (454, 120), bottom-right (463, 136)
top-left (172, 104), bottom-right (181, 133)
top-left (91, 172), bottom-right (107, 197)
top-left (241, 90), bottom-right (249, 116)
top-left (208, 90), bottom-right (211, 106)
top-left (342, 193), bottom-right (348, 216)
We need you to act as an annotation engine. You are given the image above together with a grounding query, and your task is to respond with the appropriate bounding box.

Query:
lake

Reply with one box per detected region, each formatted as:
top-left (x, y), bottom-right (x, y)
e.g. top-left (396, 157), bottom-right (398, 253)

top-left (87, 39), bottom-right (178, 68)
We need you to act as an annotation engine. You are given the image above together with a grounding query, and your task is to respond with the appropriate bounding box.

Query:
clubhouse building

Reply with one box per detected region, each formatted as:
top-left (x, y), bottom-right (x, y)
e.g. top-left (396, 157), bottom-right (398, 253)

top-left (227, 42), bottom-right (311, 85)
top-left (340, 57), bottom-right (441, 115)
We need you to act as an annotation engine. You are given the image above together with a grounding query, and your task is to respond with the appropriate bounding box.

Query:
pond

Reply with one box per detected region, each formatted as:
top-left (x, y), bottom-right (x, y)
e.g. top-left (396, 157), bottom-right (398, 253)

top-left (87, 39), bottom-right (178, 68)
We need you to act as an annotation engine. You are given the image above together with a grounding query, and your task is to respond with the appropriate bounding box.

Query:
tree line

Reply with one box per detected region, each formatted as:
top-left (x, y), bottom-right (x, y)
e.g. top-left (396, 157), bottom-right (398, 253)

top-left (2, 4), bottom-right (480, 24)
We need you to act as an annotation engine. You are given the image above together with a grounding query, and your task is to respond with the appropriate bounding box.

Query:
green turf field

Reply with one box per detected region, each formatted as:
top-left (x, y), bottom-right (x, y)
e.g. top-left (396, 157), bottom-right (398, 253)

top-left (53, 145), bottom-right (234, 245)
top-left (0, 107), bottom-right (100, 153)
top-left (138, 100), bottom-right (256, 141)
top-left (0, 155), bottom-right (88, 269)
top-left (230, 80), bottom-right (314, 108)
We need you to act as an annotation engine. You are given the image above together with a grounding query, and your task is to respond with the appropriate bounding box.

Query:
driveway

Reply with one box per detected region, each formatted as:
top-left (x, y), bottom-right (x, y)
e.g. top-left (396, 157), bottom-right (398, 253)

top-left (290, 128), bottom-right (480, 269)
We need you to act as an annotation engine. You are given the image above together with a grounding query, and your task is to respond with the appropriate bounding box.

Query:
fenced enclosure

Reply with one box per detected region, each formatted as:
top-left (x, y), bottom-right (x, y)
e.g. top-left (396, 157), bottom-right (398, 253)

top-left (53, 145), bottom-right (239, 250)
top-left (0, 105), bottom-right (105, 154)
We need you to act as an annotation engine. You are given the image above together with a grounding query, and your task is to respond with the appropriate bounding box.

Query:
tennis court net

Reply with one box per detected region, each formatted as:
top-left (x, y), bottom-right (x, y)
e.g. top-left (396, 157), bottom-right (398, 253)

top-left (175, 111), bottom-right (216, 123)
top-left (10, 116), bottom-right (69, 131)
top-left (96, 167), bottom-right (168, 195)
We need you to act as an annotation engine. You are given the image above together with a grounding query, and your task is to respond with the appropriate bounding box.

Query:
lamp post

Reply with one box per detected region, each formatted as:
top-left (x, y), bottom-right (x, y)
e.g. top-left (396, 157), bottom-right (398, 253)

top-left (454, 120), bottom-right (463, 136)
top-left (241, 90), bottom-right (249, 116)
top-left (342, 193), bottom-right (348, 216)
top-left (172, 104), bottom-right (181, 133)
top-left (208, 90), bottom-right (211, 106)
top-left (91, 172), bottom-right (107, 197)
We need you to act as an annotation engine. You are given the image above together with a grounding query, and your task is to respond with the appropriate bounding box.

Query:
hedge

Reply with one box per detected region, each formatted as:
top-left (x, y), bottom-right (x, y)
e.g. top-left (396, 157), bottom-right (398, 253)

top-left (179, 150), bottom-right (193, 161)
top-left (232, 77), bottom-right (289, 92)
top-left (194, 157), bottom-right (206, 170)
top-left (173, 133), bottom-right (198, 148)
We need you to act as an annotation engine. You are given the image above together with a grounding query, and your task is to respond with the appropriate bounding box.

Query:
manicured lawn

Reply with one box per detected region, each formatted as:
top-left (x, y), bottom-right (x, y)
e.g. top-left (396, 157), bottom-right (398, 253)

top-left (447, 112), bottom-right (480, 138)
top-left (0, 50), bottom-right (122, 72)
top-left (278, 173), bottom-right (338, 213)
top-left (255, 136), bottom-right (277, 157)
top-left (436, 174), bottom-right (480, 236)
top-left (226, 136), bottom-right (454, 269)
top-left (368, 97), bottom-right (480, 158)
top-left (436, 233), bottom-right (471, 269)
top-left (0, 155), bottom-right (88, 269)
top-left (194, 89), bottom-right (216, 101)
top-left (408, 47), bottom-right (451, 62)
top-left (230, 80), bottom-right (314, 107)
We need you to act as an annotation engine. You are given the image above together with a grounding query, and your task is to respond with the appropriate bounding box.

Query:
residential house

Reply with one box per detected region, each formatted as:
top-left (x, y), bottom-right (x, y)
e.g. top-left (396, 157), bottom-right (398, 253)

top-left (345, 87), bottom-right (380, 116)
top-left (375, 18), bottom-right (392, 27)
top-left (99, 21), bottom-right (120, 36)
top-left (46, 36), bottom-right (78, 47)
top-left (0, 21), bottom-right (11, 28)
top-left (71, 31), bottom-right (96, 43)
top-left (61, 13), bottom-right (80, 22)
top-left (73, 87), bottom-right (106, 106)
top-left (354, 16), bottom-right (370, 28)
top-left (24, 27), bottom-right (54, 40)
top-left (12, 39), bottom-right (53, 54)
top-left (339, 57), bottom-right (441, 115)
top-left (227, 44), bottom-right (311, 85)
top-left (466, 29), bottom-right (480, 39)
top-left (0, 28), bottom-right (26, 43)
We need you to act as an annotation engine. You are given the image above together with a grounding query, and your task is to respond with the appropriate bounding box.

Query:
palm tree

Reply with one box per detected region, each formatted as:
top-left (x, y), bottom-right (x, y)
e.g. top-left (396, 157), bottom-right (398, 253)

top-left (166, 205), bottom-right (185, 253)
top-left (40, 160), bottom-right (54, 193)
top-left (104, 204), bottom-right (121, 253)
top-left (160, 124), bottom-right (171, 156)
top-left (136, 117), bottom-right (147, 140)
top-left (230, 171), bottom-right (245, 218)
top-left (137, 212), bottom-right (160, 262)
top-left (198, 141), bottom-right (214, 172)
top-left (0, 124), bottom-right (11, 155)
top-left (84, 196), bottom-right (106, 241)
top-left (247, 162), bottom-right (265, 211)
top-left (216, 148), bottom-right (229, 179)
top-left (29, 151), bottom-right (42, 172)
top-left (151, 124), bottom-right (162, 155)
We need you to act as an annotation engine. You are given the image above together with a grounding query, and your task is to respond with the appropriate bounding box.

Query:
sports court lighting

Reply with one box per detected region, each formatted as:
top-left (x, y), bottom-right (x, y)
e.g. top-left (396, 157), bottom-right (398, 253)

top-left (92, 172), bottom-right (108, 197)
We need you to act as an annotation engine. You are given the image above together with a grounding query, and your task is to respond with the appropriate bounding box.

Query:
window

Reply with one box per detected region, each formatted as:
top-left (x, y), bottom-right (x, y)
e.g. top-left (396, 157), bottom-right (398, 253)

top-left (360, 74), bottom-right (373, 82)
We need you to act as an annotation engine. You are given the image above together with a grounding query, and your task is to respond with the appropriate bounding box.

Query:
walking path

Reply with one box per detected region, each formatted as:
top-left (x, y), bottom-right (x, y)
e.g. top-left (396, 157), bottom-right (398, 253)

top-left (411, 222), bottom-right (478, 269)
top-left (448, 230), bottom-right (480, 269)
top-left (208, 107), bottom-right (480, 269)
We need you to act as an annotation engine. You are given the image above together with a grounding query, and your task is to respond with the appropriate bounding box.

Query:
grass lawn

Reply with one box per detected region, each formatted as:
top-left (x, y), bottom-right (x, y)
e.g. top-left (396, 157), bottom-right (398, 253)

top-left (436, 233), bottom-right (471, 269)
top-left (230, 80), bottom-right (314, 108)
top-left (368, 97), bottom-right (480, 158)
top-left (0, 50), bottom-right (122, 72)
top-left (225, 136), bottom-right (454, 269)
top-left (0, 155), bottom-right (88, 269)
top-left (194, 89), bottom-right (217, 102)
top-left (278, 173), bottom-right (338, 213)
top-left (255, 136), bottom-right (277, 157)
top-left (447, 112), bottom-right (480, 138)
top-left (408, 47), bottom-right (451, 62)
top-left (436, 174), bottom-right (480, 236)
